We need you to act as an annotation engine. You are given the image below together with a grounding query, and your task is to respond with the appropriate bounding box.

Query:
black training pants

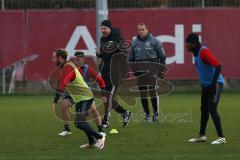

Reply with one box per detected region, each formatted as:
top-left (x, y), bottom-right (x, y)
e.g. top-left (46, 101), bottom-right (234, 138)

top-left (199, 83), bottom-right (224, 137)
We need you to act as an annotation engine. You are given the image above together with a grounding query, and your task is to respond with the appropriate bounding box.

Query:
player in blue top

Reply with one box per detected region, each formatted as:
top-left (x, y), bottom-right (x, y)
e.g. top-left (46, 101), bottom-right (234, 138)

top-left (185, 33), bottom-right (226, 144)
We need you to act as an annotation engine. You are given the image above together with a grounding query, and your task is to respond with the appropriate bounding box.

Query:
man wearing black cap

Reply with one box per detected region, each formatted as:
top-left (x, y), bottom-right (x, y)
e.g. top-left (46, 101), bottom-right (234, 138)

top-left (185, 33), bottom-right (226, 144)
top-left (96, 20), bottom-right (132, 128)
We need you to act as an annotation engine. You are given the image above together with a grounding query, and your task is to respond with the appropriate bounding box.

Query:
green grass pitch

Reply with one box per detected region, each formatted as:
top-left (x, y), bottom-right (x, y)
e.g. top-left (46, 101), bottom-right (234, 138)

top-left (0, 92), bottom-right (239, 160)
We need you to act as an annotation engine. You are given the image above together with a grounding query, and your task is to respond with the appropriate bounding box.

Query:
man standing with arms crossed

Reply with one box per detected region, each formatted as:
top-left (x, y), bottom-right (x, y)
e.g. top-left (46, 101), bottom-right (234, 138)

top-left (96, 20), bottom-right (132, 128)
top-left (129, 23), bottom-right (166, 122)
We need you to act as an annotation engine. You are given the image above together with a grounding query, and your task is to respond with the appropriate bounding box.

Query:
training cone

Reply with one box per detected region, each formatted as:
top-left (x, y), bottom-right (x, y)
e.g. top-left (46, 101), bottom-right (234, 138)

top-left (109, 129), bottom-right (119, 134)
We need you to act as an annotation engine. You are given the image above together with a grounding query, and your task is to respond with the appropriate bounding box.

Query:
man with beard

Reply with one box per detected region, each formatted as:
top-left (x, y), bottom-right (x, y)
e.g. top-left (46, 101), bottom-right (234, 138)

top-left (56, 51), bottom-right (107, 137)
top-left (185, 33), bottom-right (226, 144)
top-left (51, 49), bottom-right (106, 149)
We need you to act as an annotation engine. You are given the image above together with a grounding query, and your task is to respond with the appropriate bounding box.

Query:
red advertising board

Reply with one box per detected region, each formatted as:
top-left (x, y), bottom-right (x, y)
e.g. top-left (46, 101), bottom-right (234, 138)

top-left (0, 11), bottom-right (25, 68)
top-left (0, 9), bottom-right (240, 80)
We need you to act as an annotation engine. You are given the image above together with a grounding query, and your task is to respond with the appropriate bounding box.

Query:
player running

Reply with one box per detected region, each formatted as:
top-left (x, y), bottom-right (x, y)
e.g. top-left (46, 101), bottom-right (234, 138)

top-left (51, 49), bottom-right (106, 149)
top-left (96, 20), bottom-right (132, 128)
top-left (185, 33), bottom-right (226, 144)
top-left (57, 51), bottom-right (107, 137)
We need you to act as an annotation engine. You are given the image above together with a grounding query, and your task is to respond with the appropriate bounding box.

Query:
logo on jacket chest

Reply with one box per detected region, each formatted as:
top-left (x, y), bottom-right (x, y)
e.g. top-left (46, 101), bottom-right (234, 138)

top-left (145, 42), bottom-right (152, 49)
top-left (135, 42), bottom-right (152, 51)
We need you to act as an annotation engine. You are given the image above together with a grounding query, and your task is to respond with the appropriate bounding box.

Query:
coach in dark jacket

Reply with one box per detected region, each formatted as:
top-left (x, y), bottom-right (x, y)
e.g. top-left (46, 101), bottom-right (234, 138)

top-left (128, 23), bottom-right (166, 122)
top-left (97, 25), bottom-right (123, 74)
top-left (96, 20), bottom-right (132, 128)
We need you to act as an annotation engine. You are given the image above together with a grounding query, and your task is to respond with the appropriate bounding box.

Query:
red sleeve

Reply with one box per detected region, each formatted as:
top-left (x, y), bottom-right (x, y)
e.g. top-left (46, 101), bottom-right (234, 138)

top-left (86, 66), bottom-right (106, 89)
top-left (77, 67), bottom-right (83, 75)
top-left (58, 65), bottom-right (76, 91)
top-left (200, 48), bottom-right (221, 67)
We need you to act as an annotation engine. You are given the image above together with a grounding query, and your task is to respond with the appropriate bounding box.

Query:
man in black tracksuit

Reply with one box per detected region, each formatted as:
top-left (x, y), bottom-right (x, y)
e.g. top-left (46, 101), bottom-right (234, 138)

top-left (96, 20), bottom-right (132, 128)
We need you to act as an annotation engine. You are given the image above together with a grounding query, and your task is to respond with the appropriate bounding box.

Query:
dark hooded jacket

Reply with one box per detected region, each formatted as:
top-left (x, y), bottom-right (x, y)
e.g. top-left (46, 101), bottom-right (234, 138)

top-left (97, 28), bottom-right (124, 74)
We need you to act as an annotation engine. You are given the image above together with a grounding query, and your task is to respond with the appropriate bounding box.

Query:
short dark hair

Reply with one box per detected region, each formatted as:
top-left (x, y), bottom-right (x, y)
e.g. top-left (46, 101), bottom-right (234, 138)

top-left (55, 48), bottom-right (68, 60)
top-left (186, 33), bottom-right (200, 45)
top-left (74, 51), bottom-right (84, 57)
top-left (138, 23), bottom-right (148, 29)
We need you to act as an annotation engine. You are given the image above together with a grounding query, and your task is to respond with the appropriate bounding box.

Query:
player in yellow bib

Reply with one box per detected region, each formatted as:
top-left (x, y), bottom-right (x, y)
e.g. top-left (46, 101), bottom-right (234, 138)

top-left (51, 49), bottom-right (106, 149)
top-left (64, 60), bottom-right (93, 102)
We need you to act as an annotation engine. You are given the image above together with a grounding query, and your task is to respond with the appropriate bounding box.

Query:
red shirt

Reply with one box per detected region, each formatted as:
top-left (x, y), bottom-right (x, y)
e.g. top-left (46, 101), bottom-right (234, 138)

top-left (200, 48), bottom-right (221, 67)
top-left (58, 64), bottom-right (106, 91)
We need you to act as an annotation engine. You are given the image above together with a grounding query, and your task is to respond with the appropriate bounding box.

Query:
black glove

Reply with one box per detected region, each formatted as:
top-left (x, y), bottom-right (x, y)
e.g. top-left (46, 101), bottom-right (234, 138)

top-left (210, 65), bottom-right (221, 94)
top-left (209, 83), bottom-right (217, 94)
top-left (53, 92), bottom-right (61, 104)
